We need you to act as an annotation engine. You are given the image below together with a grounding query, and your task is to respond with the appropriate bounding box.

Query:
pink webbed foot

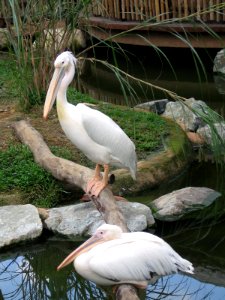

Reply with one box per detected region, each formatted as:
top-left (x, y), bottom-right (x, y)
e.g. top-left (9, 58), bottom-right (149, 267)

top-left (86, 178), bottom-right (107, 198)
top-left (86, 177), bottom-right (101, 195)
top-left (86, 164), bottom-right (110, 198)
top-left (88, 180), bottom-right (107, 198)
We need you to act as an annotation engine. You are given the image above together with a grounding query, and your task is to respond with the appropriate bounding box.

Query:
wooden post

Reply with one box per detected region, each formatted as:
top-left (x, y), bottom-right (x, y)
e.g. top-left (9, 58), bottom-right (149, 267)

top-left (165, 0), bottom-right (170, 19)
top-left (122, 0), bottom-right (125, 19)
top-left (172, 0), bottom-right (177, 18)
top-left (144, 0), bottom-right (149, 19)
top-left (108, 0), bottom-right (114, 18)
top-left (184, 0), bottom-right (188, 18)
top-left (202, 0), bottom-right (206, 21)
top-left (140, 0), bottom-right (144, 21)
top-left (130, 0), bottom-right (134, 20)
top-left (216, 0), bottom-right (220, 22)
top-left (155, 0), bottom-right (160, 21)
top-left (197, 0), bottom-right (201, 20)
top-left (160, 0), bottom-right (165, 20)
top-left (149, 0), bottom-right (154, 18)
top-left (134, 0), bottom-right (139, 21)
top-left (177, 0), bottom-right (182, 18)
top-left (125, 0), bottom-right (131, 20)
top-left (190, 0), bottom-right (194, 16)
top-left (209, 0), bottom-right (214, 21)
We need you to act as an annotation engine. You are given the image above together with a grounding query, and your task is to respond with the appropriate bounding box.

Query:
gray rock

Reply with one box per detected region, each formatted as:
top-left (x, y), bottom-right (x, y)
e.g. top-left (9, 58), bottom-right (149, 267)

top-left (0, 28), bottom-right (9, 49)
top-left (151, 187), bottom-right (221, 221)
top-left (214, 74), bottom-right (225, 95)
top-left (44, 201), bottom-right (155, 238)
top-left (162, 98), bottom-right (207, 131)
top-left (118, 201), bottom-right (155, 231)
top-left (135, 99), bottom-right (169, 114)
top-left (0, 204), bottom-right (43, 248)
top-left (197, 122), bottom-right (225, 145)
top-left (213, 49), bottom-right (225, 75)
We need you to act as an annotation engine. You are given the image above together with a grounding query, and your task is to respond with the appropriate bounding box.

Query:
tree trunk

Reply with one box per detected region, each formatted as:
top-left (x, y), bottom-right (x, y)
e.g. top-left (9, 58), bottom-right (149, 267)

top-left (12, 119), bottom-right (141, 300)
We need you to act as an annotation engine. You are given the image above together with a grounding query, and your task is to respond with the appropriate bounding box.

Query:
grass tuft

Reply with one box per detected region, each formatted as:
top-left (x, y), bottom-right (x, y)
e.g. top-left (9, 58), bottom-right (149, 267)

top-left (0, 144), bottom-right (75, 207)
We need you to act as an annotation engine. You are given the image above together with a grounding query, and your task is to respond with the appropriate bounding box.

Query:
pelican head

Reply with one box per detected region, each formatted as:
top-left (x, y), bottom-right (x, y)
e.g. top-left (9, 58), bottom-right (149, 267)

top-left (57, 224), bottom-right (123, 271)
top-left (43, 51), bottom-right (77, 120)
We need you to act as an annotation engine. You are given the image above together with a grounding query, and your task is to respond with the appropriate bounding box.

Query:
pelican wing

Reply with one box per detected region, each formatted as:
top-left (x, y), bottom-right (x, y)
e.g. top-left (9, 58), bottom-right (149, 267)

top-left (88, 235), bottom-right (193, 283)
top-left (79, 104), bottom-right (136, 174)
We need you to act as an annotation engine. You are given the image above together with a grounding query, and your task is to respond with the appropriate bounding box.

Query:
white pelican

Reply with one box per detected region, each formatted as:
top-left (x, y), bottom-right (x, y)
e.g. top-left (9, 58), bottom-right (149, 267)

top-left (57, 224), bottom-right (194, 288)
top-left (43, 52), bottom-right (136, 197)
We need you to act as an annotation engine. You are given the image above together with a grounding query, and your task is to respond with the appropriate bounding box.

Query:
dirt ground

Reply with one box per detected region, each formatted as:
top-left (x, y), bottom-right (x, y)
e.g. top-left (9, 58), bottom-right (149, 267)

top-left (0, 102), bottom-right (82, 157)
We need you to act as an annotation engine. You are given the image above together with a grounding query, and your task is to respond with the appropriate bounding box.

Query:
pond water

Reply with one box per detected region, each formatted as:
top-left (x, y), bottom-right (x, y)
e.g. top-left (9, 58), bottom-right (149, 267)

top-left (78, 47), bottom-right (225, 115)
top-left (1, 47), bottom-right (225, 299)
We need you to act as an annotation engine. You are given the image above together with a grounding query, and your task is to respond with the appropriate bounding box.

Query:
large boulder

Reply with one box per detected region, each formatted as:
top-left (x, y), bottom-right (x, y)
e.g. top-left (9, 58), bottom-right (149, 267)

top-left (197, 122), bottom-right (225, 146)
top-left (44, 201), bottom-right (155, 238)
top-left (162, 98), bottom-right (206, 132)
top-left (135, 99), bottom-right (169, 114)
top-left (213, 49), bottom-right (225, 75)
top-left (0, 204), bottom-right (43, 248)
top-left (151, 187), bottom-right (221, 221)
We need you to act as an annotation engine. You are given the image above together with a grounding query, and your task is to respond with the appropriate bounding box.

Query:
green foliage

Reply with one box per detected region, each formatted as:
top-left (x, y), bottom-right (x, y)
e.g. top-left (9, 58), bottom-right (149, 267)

top-left (0, 145), bottom-right (74, 207)
top-left (0, 55), bottom-right (20, 103)
top-left (67, 88), bottom-right (98, 105)
top-left (1, 0), bottom-right (92, 109)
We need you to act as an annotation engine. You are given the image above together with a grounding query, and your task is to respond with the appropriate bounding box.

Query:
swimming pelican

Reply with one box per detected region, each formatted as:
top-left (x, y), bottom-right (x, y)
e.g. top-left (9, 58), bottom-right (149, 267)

top-left (57, 224), bottom-right (194, 288)
top-left (43, 52), bottom-right (136, 197)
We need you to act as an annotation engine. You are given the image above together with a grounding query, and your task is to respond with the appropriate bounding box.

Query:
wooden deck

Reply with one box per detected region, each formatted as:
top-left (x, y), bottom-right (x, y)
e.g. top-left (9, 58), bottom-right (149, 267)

top-left (81, 1), bottom-right (225, 48)
top-left (83, 17), bottom-right (225, 48)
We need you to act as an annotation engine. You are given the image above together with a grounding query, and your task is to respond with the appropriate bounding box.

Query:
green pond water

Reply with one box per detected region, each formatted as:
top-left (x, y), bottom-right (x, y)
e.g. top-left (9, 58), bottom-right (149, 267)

top-left (1, 47), bottom-right (225, 299)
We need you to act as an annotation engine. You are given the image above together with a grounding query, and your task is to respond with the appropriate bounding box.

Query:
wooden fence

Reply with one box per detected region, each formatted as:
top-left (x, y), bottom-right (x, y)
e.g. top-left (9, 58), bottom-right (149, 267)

top-left (91, 0), bottom-right (225, 22)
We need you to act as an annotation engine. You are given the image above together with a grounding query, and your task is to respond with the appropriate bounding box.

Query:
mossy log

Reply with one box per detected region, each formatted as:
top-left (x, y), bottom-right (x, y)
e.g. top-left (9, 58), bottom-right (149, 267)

top-left (12, 119), bottom-right (141, 300)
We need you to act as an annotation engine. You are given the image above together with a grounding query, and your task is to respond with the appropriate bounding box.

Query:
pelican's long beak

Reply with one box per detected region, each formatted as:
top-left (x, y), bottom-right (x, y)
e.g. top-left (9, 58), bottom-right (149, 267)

top-left (57, 234), bottom-right (104, 271)
top-left (43, 67), bottom-right (65, 120)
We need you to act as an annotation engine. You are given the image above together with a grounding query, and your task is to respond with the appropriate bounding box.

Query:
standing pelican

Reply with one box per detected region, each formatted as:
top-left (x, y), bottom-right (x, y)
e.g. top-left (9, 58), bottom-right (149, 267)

top-left (43, 52), bottom-right (136, 197)
top-left (57, 224), bottom-right (194, 288)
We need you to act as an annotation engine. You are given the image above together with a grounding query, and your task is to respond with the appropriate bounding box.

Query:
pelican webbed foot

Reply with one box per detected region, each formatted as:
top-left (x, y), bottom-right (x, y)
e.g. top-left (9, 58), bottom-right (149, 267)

top-left (86, 164), bottom-right (109, 197)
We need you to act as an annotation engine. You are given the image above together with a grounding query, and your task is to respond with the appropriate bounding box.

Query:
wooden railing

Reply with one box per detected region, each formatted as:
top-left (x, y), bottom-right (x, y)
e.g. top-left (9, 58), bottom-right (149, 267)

top-left (91, 0), bottom-right (225, 22)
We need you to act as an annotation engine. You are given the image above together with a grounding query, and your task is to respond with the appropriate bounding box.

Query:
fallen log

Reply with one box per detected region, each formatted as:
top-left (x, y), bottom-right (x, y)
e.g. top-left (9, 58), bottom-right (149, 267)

top-left (12, 119), bottom-right (141, 300)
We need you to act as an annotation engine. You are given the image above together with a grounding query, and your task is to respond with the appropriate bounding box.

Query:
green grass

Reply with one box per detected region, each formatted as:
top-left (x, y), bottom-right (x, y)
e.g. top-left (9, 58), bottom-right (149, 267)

top-left (0, 144), bottom-right (75, 207)
top-left (0, 54), bottom-right (20, 103)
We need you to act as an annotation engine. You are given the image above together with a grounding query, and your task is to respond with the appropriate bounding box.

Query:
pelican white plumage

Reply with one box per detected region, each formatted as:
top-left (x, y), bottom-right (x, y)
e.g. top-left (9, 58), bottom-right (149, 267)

top-left (57, 224), bottom-right (194, 288)
top-left (43, 51), bottom-right (136, 197)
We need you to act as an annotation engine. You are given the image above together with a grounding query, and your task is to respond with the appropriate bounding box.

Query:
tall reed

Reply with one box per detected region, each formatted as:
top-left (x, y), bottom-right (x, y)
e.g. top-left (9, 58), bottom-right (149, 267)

top-left (1, 0), bottom-right (90, 109)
